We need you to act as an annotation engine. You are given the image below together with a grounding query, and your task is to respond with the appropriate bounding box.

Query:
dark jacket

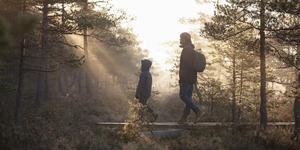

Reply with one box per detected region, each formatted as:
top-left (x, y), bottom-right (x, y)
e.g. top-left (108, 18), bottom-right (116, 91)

top-left (136, 59), bottom-right (152, 97)
top-left (179, 43), bottom-right (197, 84)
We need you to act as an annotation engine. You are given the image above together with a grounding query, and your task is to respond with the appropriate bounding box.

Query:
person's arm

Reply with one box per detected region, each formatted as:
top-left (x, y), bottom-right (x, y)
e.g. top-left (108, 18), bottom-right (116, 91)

top-left (179, 47), bottom-right (193, 82)
top-left (136, 72), bottom-right (146, 99)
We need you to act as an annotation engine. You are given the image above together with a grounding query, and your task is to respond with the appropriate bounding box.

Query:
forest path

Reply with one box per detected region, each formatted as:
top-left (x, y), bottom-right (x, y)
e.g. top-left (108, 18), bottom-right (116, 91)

top-left (97, 122), bottom-right (295, 130)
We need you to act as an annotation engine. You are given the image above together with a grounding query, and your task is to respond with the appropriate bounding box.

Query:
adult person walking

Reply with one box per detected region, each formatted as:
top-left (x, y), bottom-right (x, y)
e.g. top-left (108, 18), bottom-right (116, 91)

top-left (178, 32), bottom-right (205, 124)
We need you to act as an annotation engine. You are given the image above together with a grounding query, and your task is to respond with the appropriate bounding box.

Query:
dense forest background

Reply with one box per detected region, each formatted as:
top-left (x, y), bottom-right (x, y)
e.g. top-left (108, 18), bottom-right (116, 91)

top-left (1, 0), bottom-right (300, 149)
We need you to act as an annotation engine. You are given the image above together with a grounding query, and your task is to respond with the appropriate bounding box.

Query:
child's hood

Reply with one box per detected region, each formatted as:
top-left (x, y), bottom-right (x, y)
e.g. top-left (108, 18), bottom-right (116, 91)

top-left (141, 59), bottom-right (152, 71)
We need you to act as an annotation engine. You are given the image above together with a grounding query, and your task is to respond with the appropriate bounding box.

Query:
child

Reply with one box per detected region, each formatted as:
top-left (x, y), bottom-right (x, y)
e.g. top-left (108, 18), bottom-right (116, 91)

top-left (135, 59), bottom-right (158, 122)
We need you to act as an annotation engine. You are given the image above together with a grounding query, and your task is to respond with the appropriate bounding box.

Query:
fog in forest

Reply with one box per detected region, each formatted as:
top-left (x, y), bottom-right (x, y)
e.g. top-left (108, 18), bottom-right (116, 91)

top-left (1, 0), bottom-right (300, 149)
top-left (63, 34), bottom-right (178, 98)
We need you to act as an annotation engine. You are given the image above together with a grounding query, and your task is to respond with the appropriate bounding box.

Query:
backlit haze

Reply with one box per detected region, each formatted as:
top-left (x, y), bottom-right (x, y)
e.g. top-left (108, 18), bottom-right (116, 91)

top-left (111, 0), bottom-right (215, 94)
top-left (111, 0), bottom-right (214, 67)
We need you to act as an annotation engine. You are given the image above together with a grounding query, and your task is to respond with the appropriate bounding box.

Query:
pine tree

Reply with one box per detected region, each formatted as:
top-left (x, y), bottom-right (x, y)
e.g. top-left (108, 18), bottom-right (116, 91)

top-left (201, 0), bottom-right (300, 128)
top-left (0, 0), bottom-right (133, 124)
top-left (210, 34), bottom-right (261, 121)
top-left (268, 0), bottom-right (300, 136)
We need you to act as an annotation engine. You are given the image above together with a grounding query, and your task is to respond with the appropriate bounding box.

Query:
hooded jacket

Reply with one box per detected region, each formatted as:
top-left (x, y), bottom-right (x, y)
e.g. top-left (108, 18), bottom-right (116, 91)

top-left (136, 59), bottom-right (152, 97)
top-left (179, 43), bottom-right (197, 84)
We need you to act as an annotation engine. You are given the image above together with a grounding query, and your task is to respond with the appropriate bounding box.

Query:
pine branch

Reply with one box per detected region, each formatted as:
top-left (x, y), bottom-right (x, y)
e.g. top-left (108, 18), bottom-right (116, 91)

top-left (23, 65), bottom-right (65, 72)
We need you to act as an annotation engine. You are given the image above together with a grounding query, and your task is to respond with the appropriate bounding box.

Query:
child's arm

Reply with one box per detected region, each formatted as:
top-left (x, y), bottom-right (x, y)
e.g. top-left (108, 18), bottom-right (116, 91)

top-left (135, 73), bottom-right (146, 99)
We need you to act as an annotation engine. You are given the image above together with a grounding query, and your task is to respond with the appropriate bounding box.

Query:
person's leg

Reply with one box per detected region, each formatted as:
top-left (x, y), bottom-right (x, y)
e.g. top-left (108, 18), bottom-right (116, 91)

top-left (187, 83), bottom-right (193, 100)
top-left (182, 83), bottom-right (194, 116)
top-left (182, 105), bottom-right (190, 118)
top-left (139, 96), bottom-right (153, 113)
top-left (180, 83), bottom-right (200, 118)
top-left (138, 96), bottom-right (158, 122)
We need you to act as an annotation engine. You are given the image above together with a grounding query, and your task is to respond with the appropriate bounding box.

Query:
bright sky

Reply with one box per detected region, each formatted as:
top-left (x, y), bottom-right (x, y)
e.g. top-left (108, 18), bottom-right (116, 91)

top-left (110, 0), bottom-right (215, 92)
top-left (111, 0), bottom-right (215, 68)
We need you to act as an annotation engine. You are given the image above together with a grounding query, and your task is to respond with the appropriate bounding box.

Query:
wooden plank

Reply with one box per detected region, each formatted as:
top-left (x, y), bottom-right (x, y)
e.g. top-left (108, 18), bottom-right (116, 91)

top-left (139, 129), bottom-right (189, 139)
top-left (96, 122), bottom-right (295, 130)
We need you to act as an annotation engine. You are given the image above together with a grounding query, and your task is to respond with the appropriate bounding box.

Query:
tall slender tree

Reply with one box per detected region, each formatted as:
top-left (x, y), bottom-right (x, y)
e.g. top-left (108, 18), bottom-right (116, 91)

top-left (15, 0), bottom-right (27, 125)
top-left (36, 0), bottom-right (49, 107)
top-left (210, 36), bottom-right (261, 121)
top-left (83, 0), bottom-right (91, 96)
top-left (0, 0), bottom-right (133, 124)
top-left (268, 0), bottom-right (300, 135)
top-left (201, 0), bottom-right (300, 128)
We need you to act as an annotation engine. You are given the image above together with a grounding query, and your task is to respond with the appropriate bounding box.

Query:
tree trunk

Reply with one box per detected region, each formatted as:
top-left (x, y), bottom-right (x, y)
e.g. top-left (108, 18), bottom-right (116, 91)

top-left (0, 93), bottom-right (3, 106)
top-left (78, 67), bottom-right (84, 94)
top-left (0, 68), bottom-right (3, 106)
top-left (295, 74), bottom-right (300, 133)
top-left (58, 2), bottom-right (66, 96)
top-left (232, 48), bottom-right (236, 122)
top-left (15, 0), bottom-right (26, 125)
top-left (259, 0), bottom-right (267, 128)
top-left (238, 59), bottom-right (244, 120)
top-left (84, 0), bottom-right (91, 96)
top-left (294, 45), bottom-right (300, 134)
top-left (44, 52), bottom-right (49, 100)
top-left (210, 89), bottom-right (214, 114)
top-left (15, 38), bottom-right (25, 125)
top-left (84, 29), bottom-right (91, 95)
top-left (36, 1), bottom-right (48, 108)
top-left (58, 65), bottom-right (66, 96)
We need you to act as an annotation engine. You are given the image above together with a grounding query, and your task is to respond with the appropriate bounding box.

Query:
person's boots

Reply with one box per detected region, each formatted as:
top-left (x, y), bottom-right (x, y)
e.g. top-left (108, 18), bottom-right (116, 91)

top-left (194, 111), bottom-right (205, 124)
top-left (178, 117), bottom-right (188, 124)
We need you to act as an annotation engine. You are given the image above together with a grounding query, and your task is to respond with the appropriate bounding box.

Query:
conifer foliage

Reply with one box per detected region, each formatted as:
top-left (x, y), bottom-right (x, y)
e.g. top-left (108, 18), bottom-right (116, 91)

top-left (201, 0), bottom-right (300, 128)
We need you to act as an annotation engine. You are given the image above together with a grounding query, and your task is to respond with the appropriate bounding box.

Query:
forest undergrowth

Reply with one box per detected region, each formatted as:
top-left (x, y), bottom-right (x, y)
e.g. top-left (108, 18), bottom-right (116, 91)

top-left (0, 93), bottom-right (299, 150)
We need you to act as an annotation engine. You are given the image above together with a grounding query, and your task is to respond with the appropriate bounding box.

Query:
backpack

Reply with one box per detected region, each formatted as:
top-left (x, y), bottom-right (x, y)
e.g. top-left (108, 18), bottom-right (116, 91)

top-left (192, 49), bottom-right (206, 72)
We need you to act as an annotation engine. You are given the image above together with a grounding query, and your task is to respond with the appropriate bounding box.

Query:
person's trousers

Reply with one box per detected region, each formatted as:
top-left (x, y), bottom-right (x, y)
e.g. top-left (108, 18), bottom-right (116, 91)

top-left (139, 96), bottom-right (153, 115)
top-left (180, 82), bottom-right (199, 118)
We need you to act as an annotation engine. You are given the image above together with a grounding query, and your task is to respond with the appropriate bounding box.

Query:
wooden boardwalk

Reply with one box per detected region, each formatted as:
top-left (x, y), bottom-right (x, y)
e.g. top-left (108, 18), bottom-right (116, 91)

top-left (97, 122), bottom-right (295, 130)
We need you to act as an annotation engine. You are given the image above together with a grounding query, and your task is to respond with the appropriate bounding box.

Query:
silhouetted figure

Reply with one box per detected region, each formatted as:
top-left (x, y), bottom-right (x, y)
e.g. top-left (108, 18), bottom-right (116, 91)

top-left (135, 59), bottom-right (158, 122)
top-left (178, 32), bottom-right (205, 124)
